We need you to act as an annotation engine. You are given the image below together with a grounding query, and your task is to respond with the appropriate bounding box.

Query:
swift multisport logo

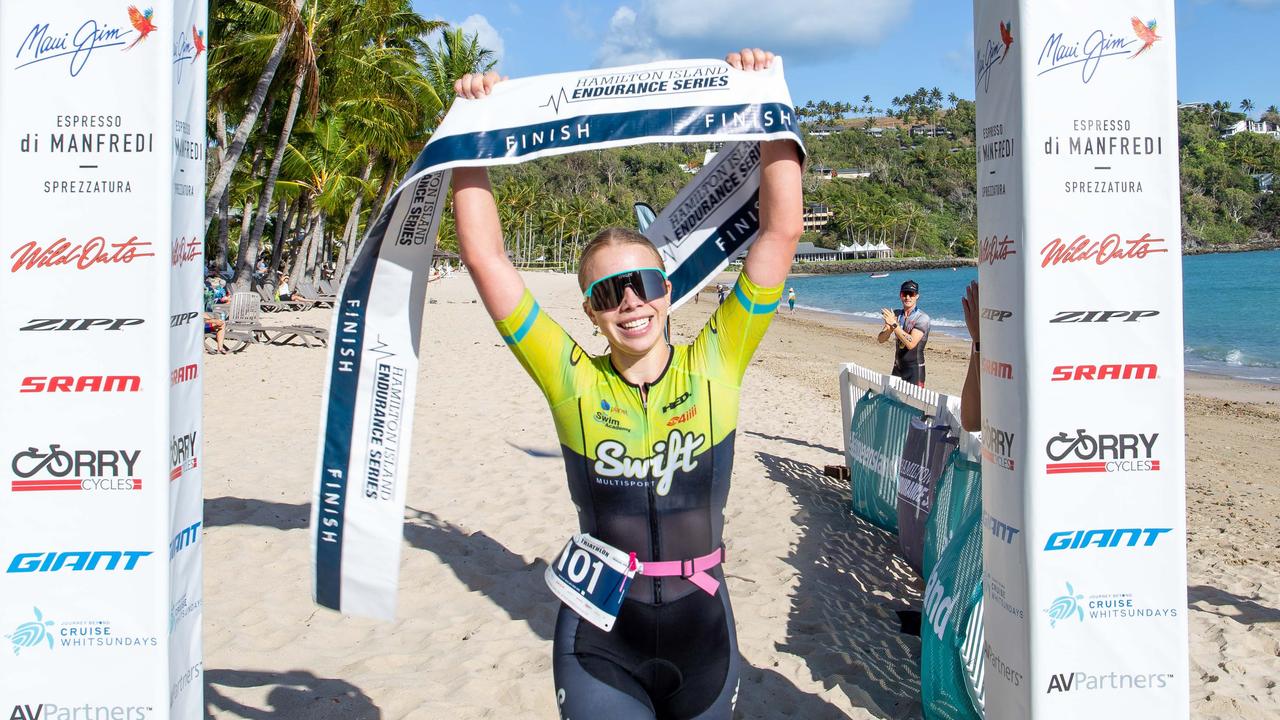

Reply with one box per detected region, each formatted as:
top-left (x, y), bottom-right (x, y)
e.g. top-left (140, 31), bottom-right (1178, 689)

top-left (593, 429), bottom-right (705, 496)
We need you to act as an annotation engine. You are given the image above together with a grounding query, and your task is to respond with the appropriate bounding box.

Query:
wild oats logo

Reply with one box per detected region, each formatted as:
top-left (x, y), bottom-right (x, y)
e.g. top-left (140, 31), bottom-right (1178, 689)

top-left (541, 64), bottom-right (730, 114)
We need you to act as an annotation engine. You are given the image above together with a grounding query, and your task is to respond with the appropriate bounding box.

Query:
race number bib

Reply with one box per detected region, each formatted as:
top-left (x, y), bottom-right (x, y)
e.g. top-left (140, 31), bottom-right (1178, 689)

top-left (544, 534), bottom-right (638, 632)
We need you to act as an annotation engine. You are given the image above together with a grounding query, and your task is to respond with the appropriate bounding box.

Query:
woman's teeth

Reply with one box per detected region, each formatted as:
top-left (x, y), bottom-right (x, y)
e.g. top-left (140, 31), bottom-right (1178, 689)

top-left (620, 318), bottom-right (650, 330)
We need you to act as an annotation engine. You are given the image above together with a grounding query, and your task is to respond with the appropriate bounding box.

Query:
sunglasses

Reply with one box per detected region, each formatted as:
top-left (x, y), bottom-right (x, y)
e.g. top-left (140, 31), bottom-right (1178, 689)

top-left (900, 291), bottom-right (918, 297)
top-left (584, 267), bottom-right (668, 311)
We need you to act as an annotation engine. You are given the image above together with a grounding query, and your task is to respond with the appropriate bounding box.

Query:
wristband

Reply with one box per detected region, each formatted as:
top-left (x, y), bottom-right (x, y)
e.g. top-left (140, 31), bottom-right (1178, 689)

top-left (890, 323), bottom-right (898, 329)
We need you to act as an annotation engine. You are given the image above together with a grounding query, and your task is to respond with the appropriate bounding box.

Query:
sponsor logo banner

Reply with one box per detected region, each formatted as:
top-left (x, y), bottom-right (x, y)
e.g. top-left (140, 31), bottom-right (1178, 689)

top-left (6, 550), bottom-right (152, 573)
top-left (1043, 580), bottom-right (1179, 630)
top-left (19, 375), bottom-right (140, 392)
top-left (10, 444), bottom-right (141, 492)
top-left (1046, 670), bottom-right (1174, 694)
top-left (1044, 428), bottom-right (1159, 474)
top-left (1050, 363), bottom-right (1157, 381)
top-left (19, 318), bottom-right (143, 332)
top-left (4, 605), bottom-right (158, 658)
top-left (1042, 527), bottom-right (1170, 552)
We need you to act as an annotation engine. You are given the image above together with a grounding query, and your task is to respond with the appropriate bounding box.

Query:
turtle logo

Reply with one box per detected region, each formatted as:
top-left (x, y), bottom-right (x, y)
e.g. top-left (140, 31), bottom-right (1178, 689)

top-left (6, 607), bottom-right (54, 655)
top-left (1045, 583), bottom-right (1084, 628)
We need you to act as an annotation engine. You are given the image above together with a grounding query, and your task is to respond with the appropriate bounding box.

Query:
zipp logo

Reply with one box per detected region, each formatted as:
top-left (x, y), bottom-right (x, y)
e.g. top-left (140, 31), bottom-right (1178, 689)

top-left (980, 308), bottom-right (1012, 322)
top-left (20, 376), bottom-right (140, 393)
top-left (20, 318), bottom-right (144, 332)
top-left (170, 311), bottom-right (199, 327)
top-left (1051, 364), bottom-right (1157, 381)
top-left (1050, 310), bottom-right (1159, 324)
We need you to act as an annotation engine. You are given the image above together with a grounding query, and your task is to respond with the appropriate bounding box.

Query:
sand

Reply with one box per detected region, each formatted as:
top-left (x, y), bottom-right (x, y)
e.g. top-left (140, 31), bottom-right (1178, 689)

top-left (201, 271), bottom-right (1279, 719)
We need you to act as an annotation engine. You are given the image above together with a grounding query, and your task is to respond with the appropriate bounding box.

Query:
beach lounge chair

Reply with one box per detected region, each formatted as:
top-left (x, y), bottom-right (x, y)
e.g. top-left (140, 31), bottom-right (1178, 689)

top-left (229, 291), bottom-right (328, 348)
top-left (257, 284), bottom-right (315, 313)
top-left (298, 280), bottom-right (336, 308)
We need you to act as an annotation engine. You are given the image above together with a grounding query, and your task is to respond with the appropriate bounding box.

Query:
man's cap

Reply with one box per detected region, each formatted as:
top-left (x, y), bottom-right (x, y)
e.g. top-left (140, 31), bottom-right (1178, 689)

top-left (900, 280), bottom-right (919, 294)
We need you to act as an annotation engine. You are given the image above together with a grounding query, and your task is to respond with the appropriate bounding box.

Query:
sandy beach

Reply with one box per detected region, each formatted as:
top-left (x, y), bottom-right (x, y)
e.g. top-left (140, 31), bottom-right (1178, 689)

top-left (201, 270), bottom-right (1279, 719)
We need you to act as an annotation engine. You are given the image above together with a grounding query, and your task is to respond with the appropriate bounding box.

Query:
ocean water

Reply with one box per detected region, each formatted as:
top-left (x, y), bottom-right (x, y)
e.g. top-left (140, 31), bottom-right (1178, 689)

top-left (785, 249), bottom-right (1280, 384)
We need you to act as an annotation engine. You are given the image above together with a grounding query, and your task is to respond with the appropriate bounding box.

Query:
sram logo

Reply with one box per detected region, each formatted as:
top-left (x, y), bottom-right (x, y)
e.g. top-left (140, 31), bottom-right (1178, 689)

top-left (20, 376), bottom-right (140, 393)
top-left (20, 318), bottom-right (144, 332)
top-left (1051, 364), bottom-right (1157, 381)
top-left (1050, 310), bottom-right (1159, 323)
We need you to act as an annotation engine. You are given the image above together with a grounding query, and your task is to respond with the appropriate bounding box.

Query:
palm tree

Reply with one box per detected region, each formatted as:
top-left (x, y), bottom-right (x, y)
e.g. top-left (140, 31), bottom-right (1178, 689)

top-left (422, 27), bottom-right (498, 129)
top-left (1240, 98), bottom-right (1254, 116)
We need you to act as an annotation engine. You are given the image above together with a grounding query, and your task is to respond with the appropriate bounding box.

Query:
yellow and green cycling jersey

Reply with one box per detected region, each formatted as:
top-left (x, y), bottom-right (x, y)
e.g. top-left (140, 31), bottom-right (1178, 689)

top-left (495, 273), bottom-right (782, 604)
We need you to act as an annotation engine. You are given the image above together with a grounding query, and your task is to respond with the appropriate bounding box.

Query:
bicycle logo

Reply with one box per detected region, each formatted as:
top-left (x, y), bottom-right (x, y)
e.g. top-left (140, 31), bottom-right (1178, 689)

top-left (11, 445), bottom-right (72, 478)
top-left (1045, 429), bottom-right (1097, 461)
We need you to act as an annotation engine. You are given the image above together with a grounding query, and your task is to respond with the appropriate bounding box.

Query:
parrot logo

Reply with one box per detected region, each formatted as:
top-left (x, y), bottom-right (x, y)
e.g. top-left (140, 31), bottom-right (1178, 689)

top-left (999, 21), bottom-right (1013, 63)
top-left (193, 25), bottom-right (206, 60)
top-left (1129, 17), bottom-right (1160, 59)
top-left (125, 6), bottom-right (157, 51)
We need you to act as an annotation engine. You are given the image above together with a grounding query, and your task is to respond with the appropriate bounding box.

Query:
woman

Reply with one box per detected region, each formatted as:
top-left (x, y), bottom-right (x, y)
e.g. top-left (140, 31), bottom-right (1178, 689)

top-left (452, 49), bottom-right (802, 719)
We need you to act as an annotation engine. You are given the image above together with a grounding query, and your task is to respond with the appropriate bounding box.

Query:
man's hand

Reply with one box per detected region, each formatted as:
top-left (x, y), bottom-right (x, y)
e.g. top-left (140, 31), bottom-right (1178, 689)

top-left (880, 307), bottom-right (897, 328)
top-left (961, 281), bottom-right (980, 344)
top-left (726, 48), bottom-right (775, 71)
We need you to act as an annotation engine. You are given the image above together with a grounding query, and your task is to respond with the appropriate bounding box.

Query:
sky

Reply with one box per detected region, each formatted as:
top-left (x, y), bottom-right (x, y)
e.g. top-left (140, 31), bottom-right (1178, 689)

top-left (413, 0), bottom-right (1280, 114)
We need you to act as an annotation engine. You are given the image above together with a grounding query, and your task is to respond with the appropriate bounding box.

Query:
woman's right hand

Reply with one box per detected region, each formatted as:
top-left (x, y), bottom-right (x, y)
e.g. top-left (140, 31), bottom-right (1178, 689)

top-left (454, 71), bottom-right (506, 100)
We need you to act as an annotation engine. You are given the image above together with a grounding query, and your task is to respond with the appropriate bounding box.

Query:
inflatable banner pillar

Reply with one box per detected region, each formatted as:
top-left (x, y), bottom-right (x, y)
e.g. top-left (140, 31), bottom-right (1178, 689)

top-left (972, 1), bottom-right (1189, 717)
top-left (0, 2), bottom-right (207, 717)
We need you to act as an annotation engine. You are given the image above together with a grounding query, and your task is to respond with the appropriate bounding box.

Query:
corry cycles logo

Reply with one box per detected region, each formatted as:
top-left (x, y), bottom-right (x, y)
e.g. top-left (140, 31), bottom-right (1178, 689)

top-left (12, 6), bottom-right (157, 77)
top-left (1036, 17), bottom-right (1161, 84)
top-left (169, 431), bottom-right (198, 482)
top-left (1041, 232), bottom-right (1167, 269)
top-left (5, 605), bottom-right (158, 659)
top-left (978, 234), bottom-right (1016, 265)
top-left (540, 63), bottom-right (731, 114)
top-left (981, 419), bottom-right (1015, 470)
top-left (10, 444), bottom-right (141, 492)
top-left (593, 429), bottom-right (704, 496)
top-left (10, 236), bottom-right (154, 273)
top-left (1044, 579), bottom-right (1178, 632)
top-left (171, 235), bottom-right (202, 267)
top-left (1051, 363), bottom-right (1157, 382)
top-left (1045, 428), bottom-right (1159, 474)
top-left (974, 20), bottom-right (1014, 94)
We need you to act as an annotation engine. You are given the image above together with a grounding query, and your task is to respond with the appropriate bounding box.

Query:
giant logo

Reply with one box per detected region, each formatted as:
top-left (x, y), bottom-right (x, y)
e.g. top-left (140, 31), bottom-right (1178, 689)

top-left (1051, 363), bottom-right (1157, 381)
top-left (19, 375), bottom-right (140, 392)
top-left (9, 237), bottom-right (154, 273)
top-left (169, 521), bottom-right (201, 559)
top-left (984, 511), bottom-right (1020, 544)
top-left (1040, 233), bottom-right (1167, 268)
top-left (1045, 428), bottom-right (1159, 474)
top-left (7, 550), bottom-right (152, 573)
top-left (10, 445), bottom-right (141, 492)
top-left (1043, 527), bottom-right (1170, 551)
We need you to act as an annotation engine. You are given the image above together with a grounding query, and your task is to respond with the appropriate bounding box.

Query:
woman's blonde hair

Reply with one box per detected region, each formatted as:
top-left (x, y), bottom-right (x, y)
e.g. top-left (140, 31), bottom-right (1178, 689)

top-left (576, 227), bottom-right (663, 291)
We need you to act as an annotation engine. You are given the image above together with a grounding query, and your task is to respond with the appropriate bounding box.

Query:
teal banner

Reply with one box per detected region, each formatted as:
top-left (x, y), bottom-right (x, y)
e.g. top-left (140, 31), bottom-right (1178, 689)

top-left (847, 390), bottom-right (920, 532)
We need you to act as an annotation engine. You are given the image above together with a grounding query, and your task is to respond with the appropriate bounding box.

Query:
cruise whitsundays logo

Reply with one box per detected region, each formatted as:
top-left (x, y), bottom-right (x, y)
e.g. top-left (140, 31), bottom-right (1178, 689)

top-left (1045, 582), bottom-right (1085, 628)
top-left (5, 608), bottom-right (54, 656)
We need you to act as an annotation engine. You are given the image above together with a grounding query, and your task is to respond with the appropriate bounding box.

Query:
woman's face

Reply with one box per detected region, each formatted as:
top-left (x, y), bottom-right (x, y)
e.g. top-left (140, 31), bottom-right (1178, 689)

top-left (582, 243), bottom-right (671, 359)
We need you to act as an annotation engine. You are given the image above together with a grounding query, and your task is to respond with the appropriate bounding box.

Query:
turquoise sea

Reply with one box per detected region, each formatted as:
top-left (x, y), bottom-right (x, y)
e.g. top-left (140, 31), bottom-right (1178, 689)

top-left (785, 248), bottom-right (1280, 384)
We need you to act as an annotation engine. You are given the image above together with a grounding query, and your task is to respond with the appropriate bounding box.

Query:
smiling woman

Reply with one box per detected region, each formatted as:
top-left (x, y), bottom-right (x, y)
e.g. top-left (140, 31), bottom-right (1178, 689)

top-left (451, 48), bottom-right (803, 720)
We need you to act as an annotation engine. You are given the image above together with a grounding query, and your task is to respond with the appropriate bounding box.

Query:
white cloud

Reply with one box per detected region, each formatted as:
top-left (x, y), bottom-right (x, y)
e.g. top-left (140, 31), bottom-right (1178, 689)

top-left (596, 0), bottom-right (912, 67)
top-left (458, 14), bottom-right (505, 69)
top-left (562, 1), bottom-right (596, 40)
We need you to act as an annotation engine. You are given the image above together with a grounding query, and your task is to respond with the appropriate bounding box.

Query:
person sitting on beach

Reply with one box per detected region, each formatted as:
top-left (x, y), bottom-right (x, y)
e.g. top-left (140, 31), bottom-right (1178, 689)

top-left (277, 273), bottom-right (305, 302)
top-left (451, 49), bottom-right (802, 720)
top-left (878, 279), bottom-right (930, 386)
top-left (204, 313), bottom-right (227, 354)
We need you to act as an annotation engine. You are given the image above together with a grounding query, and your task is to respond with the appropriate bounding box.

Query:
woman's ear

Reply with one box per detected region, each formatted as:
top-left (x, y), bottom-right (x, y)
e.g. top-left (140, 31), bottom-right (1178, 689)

top-left (582, 300), bottom-right (595, 324)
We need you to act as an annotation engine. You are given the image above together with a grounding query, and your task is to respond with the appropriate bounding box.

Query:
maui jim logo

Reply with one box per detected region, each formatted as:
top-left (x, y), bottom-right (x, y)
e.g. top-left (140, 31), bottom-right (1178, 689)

top-left (13, 17), bottom-right (131, 77)
top-left (974, 21), bottom-right (1014, 93)
top-left (1037, 18), bottom-right (1160, 84)
top-left (593, 429), bottom-right (705, 496)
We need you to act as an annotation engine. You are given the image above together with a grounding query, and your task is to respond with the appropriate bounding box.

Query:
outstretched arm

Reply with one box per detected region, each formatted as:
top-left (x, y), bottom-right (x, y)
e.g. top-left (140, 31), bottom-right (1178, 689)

top-left (959, 281), bottom-right (982, 432)
top-left (451, 71), bottom-right (525, 321)
top-left (726, 49), bottom-right (803, 288)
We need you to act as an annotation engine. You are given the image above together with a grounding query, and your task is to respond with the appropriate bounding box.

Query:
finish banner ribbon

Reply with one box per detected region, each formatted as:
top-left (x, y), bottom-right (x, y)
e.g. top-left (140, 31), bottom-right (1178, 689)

top-left (310, 58), bottom-right (804, 619)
